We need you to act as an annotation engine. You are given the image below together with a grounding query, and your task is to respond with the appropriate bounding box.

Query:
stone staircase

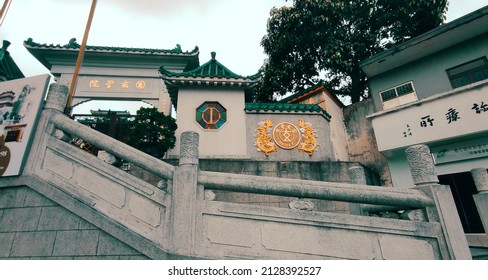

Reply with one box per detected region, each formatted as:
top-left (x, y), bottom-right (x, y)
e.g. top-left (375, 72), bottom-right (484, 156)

top-left (0, 84), bottom-right (473, 259)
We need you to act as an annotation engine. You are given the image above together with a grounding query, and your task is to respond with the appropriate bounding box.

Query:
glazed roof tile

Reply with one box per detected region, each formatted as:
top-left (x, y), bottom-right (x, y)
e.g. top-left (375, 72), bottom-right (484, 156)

top-left (160, 52), bottom-right (260, 81)
top-left (0, 40), bottom-right (25, 81)
top-left (245, 102), bottom-right (331, 120)
top-left (161, 52), bottom-right (260, 110)
top-left (24, 38), bottom-right (199, 56)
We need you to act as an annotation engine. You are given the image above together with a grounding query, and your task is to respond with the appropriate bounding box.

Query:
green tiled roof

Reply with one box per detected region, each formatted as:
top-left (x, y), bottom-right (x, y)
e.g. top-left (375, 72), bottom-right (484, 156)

top-left (161, 52), bottom-right (260, 111)
top-left (24, 38), bottom-right (199, 56)
top-left (245, 103), bottom-right (331, 120)
top-left (0, 40), bottom-right (25, 81)
top-left (160, 52), bottom-right (260, 80)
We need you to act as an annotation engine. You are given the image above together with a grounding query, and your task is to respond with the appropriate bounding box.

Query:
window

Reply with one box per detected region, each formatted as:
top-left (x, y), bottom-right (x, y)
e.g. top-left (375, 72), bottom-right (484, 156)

top-left (195, 101), bottom-right (226, 129)
top-left (379, 82), bottom-right (415, 102)
top-left (447, 57), bottom-right (488, 89)
top-left (379, 81), bottom-right (417, 110)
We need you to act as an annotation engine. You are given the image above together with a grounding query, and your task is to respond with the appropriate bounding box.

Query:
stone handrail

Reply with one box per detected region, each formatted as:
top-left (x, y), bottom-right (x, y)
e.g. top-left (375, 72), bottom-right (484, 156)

top-left (13, 83), bottom-right (469, 259)
top-left (49, 110), bottom-right (175, 180)
top-left (199, 171), bottom-right (434, 208)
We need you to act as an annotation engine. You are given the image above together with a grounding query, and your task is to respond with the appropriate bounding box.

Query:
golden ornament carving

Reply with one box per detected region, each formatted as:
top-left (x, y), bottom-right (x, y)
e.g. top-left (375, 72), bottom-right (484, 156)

top-left (272, 122), bottom-right (301, 150)
top-left (297, 119), bottom-right (317, 156)
top-left (256, 119), bottom-right (277, 156)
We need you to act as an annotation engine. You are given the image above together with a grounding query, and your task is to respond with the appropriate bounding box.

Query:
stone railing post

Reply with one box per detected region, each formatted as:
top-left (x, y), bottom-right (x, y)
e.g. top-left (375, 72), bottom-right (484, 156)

top-left (21, 83), bottom-right (70, 176)
top-left (348, 165), bottom-right (367, 215)
top-left (471, 168), bottom-right (488, 193)
top-left (44, 83), bottom-right (69, 112)
top-left (43, 83), bottom-right (71, 141)
top-left (169, 131), bottom-right (200, 256)
top-left (405, 144), bottom-right (439, 186)
top-left (406, 144), bottom-right (471, 259)
top-left (471, 168), bottom-right (488, 234)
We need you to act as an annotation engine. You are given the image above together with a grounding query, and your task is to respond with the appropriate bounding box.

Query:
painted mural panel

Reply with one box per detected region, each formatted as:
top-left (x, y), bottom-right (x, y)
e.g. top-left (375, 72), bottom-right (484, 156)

top-left (0, 74), bottom-right (50, 176)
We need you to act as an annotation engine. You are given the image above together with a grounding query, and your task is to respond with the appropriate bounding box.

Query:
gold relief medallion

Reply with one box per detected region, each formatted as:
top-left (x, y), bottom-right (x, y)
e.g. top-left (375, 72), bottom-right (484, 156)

top-left (272, 122), bottom-right (301, 150)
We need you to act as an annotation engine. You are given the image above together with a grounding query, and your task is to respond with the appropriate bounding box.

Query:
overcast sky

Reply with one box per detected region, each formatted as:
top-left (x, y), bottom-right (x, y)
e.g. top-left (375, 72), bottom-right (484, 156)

top-left (1, 0), bottom-right (487, 113)
top-left (1, 0), bottom-right (286, 77)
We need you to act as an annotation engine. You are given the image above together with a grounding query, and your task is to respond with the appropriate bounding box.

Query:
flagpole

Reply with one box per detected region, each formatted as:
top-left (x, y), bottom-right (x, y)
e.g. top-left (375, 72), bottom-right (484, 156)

top-left (0, 0), bottom-right (13, 28)
top-left (65, 0), bottom-right (98, 115)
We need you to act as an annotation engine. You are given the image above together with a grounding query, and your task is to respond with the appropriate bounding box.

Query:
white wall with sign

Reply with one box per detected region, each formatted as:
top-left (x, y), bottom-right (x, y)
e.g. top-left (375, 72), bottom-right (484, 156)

top-left (369, 82), bottom-right (488, 153)
top-left (0, 74), bottom-right (50, 177)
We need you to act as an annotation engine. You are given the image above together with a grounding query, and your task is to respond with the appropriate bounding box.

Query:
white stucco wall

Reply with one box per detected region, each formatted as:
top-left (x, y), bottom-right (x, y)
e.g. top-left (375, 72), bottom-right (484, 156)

top-left (169, 87), bottom-right (248, 158)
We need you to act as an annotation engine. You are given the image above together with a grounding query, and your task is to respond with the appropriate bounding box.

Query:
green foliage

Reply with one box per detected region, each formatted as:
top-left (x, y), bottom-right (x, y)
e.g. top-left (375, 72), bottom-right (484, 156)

top-left (9, 100), bottom-right (21, 122)
top-left (126, 107), bottom-right (177, 158)
top-left (256, 0), bottom-right (448, 103)
top-left (77, 111), bottom-right (133, 142)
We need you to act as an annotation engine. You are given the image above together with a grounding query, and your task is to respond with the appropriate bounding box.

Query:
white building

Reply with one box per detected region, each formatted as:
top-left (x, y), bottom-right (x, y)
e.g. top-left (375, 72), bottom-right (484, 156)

top-left (361, 6), bottom-right (488, 254)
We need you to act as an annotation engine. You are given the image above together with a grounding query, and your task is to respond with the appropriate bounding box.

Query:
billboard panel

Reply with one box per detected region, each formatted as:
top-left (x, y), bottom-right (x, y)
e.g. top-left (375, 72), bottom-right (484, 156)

top-left (0, 74), bottom-right (50, 176)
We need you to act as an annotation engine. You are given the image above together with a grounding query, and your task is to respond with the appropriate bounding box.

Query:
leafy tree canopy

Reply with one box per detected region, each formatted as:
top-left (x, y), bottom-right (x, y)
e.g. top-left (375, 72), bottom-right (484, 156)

top-left (255, 0), bottom-right (448, 103)
top-left (126, 107), bottom-right (177, 158)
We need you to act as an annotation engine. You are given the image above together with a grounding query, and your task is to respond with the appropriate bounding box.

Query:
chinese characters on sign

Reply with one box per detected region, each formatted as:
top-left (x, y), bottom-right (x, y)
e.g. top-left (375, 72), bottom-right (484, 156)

top-left (403, 124), bottom-right (412, 138)
top-left (88, 79), bottom-right (146, 90)
top-left (433, 141), bottom-right (488, 164)
top-left (472, 101), bottom-right (488, 114)
top-left (445, 108), bottom-right (460, 123)
top-left (420, 115), bottom-right (434, 127)
top-left (402, 100), bottom-right (487, 138)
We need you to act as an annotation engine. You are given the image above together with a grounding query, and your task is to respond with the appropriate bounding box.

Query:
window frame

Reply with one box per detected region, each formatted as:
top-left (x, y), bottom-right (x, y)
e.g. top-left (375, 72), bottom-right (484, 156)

top-left (195, 101), bottom-right (227, 130)
top-left (379, 81), bottom-right (416, 102)
top-left (446, 57), bottom-right (488, 89)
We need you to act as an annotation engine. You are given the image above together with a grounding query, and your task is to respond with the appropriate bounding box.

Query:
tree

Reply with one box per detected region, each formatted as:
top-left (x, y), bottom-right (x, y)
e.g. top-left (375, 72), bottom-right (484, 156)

top-left (256, 0), bottom-right (448, 103)
top-left (76, 110), bottom-right (134, 142)
top-left (126, 107), bottom-right (177, 158)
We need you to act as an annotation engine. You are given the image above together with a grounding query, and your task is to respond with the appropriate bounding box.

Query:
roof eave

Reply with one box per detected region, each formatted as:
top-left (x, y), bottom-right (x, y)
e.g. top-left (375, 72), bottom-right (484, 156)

top-left (360, 5), bottom-right (488, 77)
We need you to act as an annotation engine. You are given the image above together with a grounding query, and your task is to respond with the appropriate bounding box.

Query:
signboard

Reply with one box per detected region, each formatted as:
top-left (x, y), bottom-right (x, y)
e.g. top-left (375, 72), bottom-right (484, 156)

top-left (369, 84), bottom-right (488, 152)
top-left (0, 74), bottom-right (50, 176)
top-left (431, 137), bottom-right (488, 164)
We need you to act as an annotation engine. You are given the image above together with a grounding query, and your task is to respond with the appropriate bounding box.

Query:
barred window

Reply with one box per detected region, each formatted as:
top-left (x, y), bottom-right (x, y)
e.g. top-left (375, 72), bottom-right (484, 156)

top-left (447, 57), bottom-right (488, 89)
top-left (380, 81), bottom-right (415, 102)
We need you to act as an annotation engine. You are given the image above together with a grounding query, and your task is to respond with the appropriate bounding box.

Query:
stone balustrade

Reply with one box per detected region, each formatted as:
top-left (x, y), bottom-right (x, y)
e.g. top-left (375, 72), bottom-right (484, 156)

top-left (0, 83), bottom-right (473, 260)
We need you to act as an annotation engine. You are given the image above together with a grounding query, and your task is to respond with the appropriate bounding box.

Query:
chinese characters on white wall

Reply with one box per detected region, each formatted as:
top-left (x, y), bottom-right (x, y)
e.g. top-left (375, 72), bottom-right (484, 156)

top-left (402, 100), bottom-right (487, 138)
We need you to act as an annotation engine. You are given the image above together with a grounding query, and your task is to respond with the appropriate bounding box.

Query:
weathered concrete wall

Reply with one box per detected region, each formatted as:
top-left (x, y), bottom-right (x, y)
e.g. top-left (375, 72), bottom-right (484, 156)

top-left (0, 186), bottom-right (148, 260)
top-left (343, 99), bottom-right (392, 186)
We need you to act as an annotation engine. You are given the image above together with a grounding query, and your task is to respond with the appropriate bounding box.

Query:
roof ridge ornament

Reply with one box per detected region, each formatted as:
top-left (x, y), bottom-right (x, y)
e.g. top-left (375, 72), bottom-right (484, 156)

top-left (65, 38), bottom-right (80, 48)
top-left (2, 40), bottom-right (10, 50)
top-left (211, 51), bottom-right (216, 60)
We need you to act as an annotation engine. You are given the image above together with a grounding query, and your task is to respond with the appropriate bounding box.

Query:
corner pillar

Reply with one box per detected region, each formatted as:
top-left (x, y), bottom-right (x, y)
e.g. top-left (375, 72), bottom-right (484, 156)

top-left (348, 165), bottom-right (368, 215)
top-left (406, 144), bottom-right (471, 259)
top-left (405, 144), bottom-right (439, 186)
top-left (44, 83), bottom-right (69, 112)
top-left (169, 131), bottom-right (200, 256)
